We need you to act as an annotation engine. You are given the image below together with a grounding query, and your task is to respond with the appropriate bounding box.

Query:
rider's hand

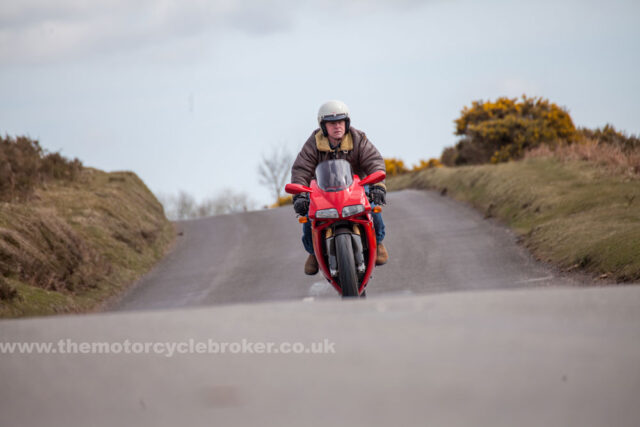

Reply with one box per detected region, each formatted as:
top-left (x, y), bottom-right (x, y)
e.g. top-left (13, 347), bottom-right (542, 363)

top-left (369, 185), bottom-right (386, 206)
top-left (293, 193), bottom-right (310, 216)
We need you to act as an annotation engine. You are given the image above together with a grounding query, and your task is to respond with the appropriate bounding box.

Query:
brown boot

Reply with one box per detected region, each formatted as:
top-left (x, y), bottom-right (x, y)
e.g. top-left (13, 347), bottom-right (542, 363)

top-left (304, 254), bottom-right (319, 275)
top-left (376, 242), bottom-right (389, 265)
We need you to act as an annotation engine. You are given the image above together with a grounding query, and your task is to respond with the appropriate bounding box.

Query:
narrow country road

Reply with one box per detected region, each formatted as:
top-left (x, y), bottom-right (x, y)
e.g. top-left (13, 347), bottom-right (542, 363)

top-left (115, 189), bottom-right (575, 310)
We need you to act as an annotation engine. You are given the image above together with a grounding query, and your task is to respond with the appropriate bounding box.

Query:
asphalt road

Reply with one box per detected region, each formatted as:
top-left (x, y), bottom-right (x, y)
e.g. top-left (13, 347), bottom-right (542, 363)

top-left (115, 189), bottom-right (576, 311)
top-left (2, 286), bottom-right (640, 426)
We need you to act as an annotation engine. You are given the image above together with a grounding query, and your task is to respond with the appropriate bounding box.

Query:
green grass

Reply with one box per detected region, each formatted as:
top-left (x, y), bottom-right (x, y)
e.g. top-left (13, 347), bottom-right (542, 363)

top-left (0, 168), bottom-right (174, 318)
top-left (387, 157), bottom-right (640, 282)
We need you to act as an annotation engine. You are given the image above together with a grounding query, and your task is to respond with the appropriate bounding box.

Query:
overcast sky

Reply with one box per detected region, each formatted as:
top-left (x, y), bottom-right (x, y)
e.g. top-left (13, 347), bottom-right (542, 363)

top-left (1, 0), bottom-right (639, 206)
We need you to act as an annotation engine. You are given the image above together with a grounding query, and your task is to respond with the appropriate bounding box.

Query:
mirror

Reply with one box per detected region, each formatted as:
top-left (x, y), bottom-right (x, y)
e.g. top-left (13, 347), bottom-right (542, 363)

top-left (285, 183), bottom-right (312, 194)
top-left (359, 170), bottom-right (386, 187)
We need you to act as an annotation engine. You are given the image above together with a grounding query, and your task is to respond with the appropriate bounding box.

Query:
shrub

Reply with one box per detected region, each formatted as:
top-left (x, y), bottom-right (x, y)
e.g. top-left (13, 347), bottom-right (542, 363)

top-left (441, 147), bottom-right (459, 167)
top-left (578, 124), bottom-right (640, 152)
top-left (271, 195), bottom-right (293, 208)
top-left (412, 158), bottom-right (443, 172)
top-left (0, 135), bottom-right (83, 202)
top-left (384, 158), bottom-right (409, 176)
top-left (444, 96), bottom-right (578, 165)
top-left (41, 152), bottom-right (83, 181)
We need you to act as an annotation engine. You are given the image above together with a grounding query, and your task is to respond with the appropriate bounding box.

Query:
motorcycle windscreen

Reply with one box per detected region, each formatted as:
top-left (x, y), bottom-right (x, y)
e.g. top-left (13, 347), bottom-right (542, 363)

top-left (315, 159), bottom-right (354, 192)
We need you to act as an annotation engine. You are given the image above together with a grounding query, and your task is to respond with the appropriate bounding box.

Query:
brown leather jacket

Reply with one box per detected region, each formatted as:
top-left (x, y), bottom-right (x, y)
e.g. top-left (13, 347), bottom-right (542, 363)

top-left (291, 127), bottom-right (386, 189)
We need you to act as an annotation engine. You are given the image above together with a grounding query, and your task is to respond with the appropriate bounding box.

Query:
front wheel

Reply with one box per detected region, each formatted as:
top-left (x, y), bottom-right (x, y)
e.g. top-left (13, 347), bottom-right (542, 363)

top-left (335, 233), bottom-right (359, 297)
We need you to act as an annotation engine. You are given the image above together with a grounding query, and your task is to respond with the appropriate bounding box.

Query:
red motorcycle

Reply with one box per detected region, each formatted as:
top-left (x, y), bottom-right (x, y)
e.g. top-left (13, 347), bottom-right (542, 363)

top-left (285, 159), bottom-right (386, 298)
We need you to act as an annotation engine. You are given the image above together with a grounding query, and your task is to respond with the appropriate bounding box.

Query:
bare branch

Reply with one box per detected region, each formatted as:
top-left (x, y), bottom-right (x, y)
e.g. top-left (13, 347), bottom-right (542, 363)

top-left (257, 143), bottom-right (293, 203)
top-left (158, 189), bottom-right (256, 220)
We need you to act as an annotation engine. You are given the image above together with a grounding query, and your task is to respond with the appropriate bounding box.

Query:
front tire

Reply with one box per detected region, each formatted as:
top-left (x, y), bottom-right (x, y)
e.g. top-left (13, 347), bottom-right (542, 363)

top-left (335, 233), bottom-right (359, 297)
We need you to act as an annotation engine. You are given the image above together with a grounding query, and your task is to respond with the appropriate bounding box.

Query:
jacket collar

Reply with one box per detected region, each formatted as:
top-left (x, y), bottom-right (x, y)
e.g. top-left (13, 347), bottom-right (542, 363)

top-left (315, 130), bottom-right (354, 152)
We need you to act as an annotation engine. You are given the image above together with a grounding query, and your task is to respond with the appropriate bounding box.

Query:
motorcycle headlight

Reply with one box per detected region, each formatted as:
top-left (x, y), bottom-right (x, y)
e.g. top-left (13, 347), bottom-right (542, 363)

top-left (315, 208), bottom-right (339, 218)
top-left (342, 204), bottom-right (365, 217)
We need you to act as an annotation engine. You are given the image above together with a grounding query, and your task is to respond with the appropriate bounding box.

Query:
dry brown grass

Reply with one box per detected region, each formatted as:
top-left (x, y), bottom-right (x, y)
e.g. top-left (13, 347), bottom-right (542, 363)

top-left (526, 138), bottom-right (640, 177)
top-left (0, 134), bottom-right (174, 316)
top-left (0, 210), bottom-right (109, 295)
top-left (0, 168), bottom-right (174, 317)
top-left (388, 158), bottom-right (640, 282)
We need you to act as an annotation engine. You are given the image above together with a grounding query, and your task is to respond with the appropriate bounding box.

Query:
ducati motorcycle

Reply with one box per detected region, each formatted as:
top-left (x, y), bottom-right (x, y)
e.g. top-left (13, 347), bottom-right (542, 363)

top-left (285, 159), bottom-right (386, 297)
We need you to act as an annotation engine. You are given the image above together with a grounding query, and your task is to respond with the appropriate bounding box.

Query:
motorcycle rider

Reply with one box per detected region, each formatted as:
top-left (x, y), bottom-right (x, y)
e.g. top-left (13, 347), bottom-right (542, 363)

top-left (291, 100), bottom-right (389, 275)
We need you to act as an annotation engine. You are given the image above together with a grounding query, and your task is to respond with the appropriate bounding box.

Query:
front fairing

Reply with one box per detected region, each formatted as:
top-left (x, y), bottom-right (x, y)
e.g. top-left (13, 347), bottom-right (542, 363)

top-left (308, 175), bottom-right (371, 219)
top-left (309, 178), bottom-right (378, 295)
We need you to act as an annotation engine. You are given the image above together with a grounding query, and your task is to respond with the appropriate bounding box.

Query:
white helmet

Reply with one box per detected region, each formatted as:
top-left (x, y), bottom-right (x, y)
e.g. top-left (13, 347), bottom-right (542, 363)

top-left (317, 100), bottom-right (351, 136)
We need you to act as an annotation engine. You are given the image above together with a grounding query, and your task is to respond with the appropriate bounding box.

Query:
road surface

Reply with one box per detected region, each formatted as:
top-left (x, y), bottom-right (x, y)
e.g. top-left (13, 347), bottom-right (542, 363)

top-left (115, 190), bottom-right (577, 310)
top-left (2, 286), bottom-right (640, 426)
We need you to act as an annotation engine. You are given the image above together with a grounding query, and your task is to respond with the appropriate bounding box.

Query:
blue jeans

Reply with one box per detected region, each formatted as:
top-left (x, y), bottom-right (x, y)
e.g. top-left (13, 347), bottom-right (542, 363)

top-left (302, 187), bottom-right (386, 255)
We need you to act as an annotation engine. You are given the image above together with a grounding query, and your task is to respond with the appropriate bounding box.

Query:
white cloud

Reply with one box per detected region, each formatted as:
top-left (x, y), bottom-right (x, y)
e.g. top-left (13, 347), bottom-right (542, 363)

top-left (0, 0), bottom-right (429, 65)
top-left (0, 1), bottom-right (290, 64)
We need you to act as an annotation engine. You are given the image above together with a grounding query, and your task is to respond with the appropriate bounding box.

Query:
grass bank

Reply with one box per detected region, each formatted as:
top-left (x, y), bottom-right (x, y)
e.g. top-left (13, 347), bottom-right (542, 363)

top-left (0, 168), bottom-right (174, 318)
top-left (387, 157), bottom-right (640, 282)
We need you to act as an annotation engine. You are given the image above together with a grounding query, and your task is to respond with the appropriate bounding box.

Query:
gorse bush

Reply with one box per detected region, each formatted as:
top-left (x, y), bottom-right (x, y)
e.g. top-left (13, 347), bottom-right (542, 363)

top-left (0, 135), bottom-right (83, 201)
top-left (382, 158), bottom-right (441, 177)
top-left (384, 158), bottom-right (409, 176)
top-left (445, 96), bottom-right (577, 165)
top-left (272, 194), bottom-right (293, 208)
top-left (412, 158), bottom-right (442, 172)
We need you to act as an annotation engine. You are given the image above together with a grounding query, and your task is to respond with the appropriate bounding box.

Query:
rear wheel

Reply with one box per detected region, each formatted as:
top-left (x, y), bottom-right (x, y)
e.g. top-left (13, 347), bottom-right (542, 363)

top-left (335, 233), bottom-right (359, 297)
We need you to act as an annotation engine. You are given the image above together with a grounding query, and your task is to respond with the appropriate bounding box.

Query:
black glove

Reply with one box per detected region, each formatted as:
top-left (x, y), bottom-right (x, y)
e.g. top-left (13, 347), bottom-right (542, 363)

top-left (293, 193), bottom-right (310, 216)
top-left (369, 185), bottom-right (386, 206)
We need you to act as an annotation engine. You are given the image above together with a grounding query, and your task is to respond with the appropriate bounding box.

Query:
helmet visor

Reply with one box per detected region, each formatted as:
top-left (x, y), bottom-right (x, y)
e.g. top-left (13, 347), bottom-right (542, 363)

top-left (321, 113), bottom-right (348, 122)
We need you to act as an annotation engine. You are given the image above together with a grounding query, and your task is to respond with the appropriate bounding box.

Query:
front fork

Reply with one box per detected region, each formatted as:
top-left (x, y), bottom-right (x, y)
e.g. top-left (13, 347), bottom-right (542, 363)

top-left (325, 225), bottom-right (366, 278)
